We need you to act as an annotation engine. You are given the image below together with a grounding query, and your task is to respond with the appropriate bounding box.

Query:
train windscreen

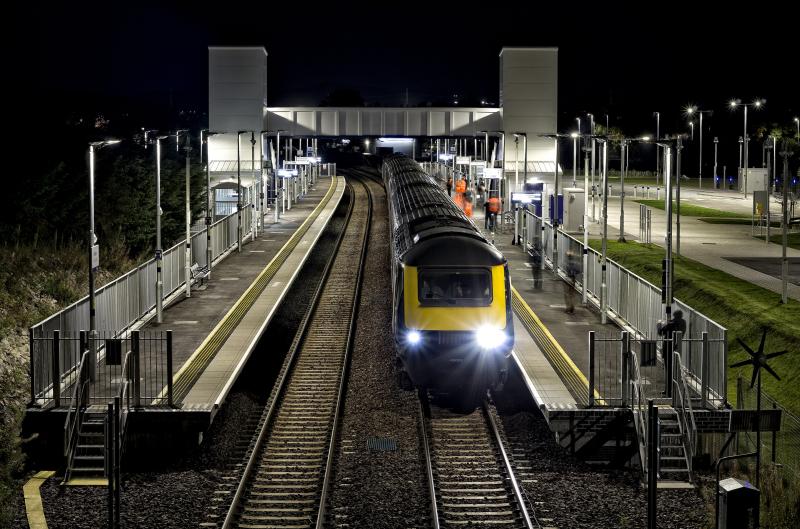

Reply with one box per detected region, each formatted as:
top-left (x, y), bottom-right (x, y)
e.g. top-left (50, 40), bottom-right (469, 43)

top-left (417, 268), bottom-right (492, 307)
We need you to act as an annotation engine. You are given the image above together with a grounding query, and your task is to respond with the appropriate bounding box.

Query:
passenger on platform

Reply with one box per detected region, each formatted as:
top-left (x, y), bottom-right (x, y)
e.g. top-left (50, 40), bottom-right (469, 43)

top-left (446, 176), bottom-right (453, 196)
top-left (658, 310), bottom-right (687, 388)
top-left (530, 246), bottom-right (542, 290)
top-left (562, 250), bottom-right (579, 314)
top-left (486, 196), bottom-right (500, 232)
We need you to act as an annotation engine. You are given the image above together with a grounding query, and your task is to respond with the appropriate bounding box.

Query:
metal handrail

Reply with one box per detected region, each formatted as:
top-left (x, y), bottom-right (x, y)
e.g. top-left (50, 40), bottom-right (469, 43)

top-left (117, 351), bottom-right (134, 450)
top-left (673, 353), bottom-right (697, 481)
top-left (629, 351), bottom-right (649, 476)
top-left (63, 351), bottom-right (90, 481)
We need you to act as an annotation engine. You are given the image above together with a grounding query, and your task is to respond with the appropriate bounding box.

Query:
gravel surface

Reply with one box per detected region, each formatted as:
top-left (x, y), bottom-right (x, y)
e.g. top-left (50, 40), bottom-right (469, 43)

top-left (26, 193), bottom-right (353, 529)
top-left (496, 396), bottom-right (712, 529)
top-left (328, 172), bottom-right (429, 528)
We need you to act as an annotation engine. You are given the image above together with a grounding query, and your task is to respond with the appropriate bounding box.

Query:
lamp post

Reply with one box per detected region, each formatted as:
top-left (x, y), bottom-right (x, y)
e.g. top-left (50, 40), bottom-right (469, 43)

top-left (88, 139), bottom-right (120, 379)
top-left (794, 117), bottom-right (799, 139)
top-left (588, 113), bottom-right (596, 221)
top-left (153, 134), bottom-right (169, 323)
top-left (202, 130), bottom-right (219, 279)
top-left (236, 131), bottom-right (249, 252)
top-left (575, 118), bottom-right (582, 176)
top-left (688, 121), bottom-right (694, 141)
top-left (250, 132), bottom-right (257, 238)
top-left (713, 137), bottom-right (719, 188)
top-left (181, 131), bottom-right (192, 298)
top-left (654, 111), bottom-right (660, 185)
top-left (618, 139), bottom-right (627, 243)
top-left (571, 132), bottom-right (578, 187)
top-left (598, 137), bottom-right (609, 323)
top-left (730, 98), bottom-right (765, 197)
top-left (686, 106), bottom-right (712, 189)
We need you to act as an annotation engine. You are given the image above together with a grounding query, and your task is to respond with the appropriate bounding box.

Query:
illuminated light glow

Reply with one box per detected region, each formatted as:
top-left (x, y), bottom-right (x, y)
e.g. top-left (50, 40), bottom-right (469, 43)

top-left (406, 330), bottom-right (421, 346)
top-left (475, 326), bottom-right (507, 350)
top-left (641, 136), bottom-right (651, 141)
top-left (570, 132), bottom-right (579, 138)
top-left (730, 100), bottom-right (738, 108)
top-left (378, 137), bottom-right (413, 143)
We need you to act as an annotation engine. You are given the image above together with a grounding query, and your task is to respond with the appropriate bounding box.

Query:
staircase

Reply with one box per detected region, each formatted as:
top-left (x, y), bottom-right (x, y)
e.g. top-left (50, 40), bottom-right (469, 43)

top-left (657, 407), bottom-right (693, 488)
top-left (64, 410), bottom-right (107, 485)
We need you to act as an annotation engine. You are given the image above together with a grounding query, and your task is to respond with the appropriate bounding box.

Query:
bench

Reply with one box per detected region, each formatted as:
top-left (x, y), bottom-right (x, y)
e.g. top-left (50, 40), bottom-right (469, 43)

top-left (190, 263), bottom-right (210, 286)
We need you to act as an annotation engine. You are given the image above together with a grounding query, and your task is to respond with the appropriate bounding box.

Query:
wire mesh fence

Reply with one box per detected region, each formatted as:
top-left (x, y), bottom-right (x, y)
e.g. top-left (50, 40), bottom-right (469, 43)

top-left (737, 379), bottom-right (800, 479)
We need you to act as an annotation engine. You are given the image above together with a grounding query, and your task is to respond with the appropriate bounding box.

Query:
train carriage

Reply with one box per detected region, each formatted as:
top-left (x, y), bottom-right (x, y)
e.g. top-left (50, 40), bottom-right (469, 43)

top-left (383, 155), bottom-right (513, 397)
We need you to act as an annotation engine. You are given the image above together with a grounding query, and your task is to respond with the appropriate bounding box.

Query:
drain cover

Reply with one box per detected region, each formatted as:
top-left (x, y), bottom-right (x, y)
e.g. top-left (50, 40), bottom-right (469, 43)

top-left (367, 437), bottom-right (397, 452)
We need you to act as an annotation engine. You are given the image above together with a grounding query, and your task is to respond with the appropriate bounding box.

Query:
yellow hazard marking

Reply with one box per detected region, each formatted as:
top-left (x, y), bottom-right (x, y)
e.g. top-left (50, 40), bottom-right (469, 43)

top-left (24, 471), bottom-right (55, 529)
top-left (511, 285), bottom-right (604, 405)
top-left (164, 176), bottom-right (340, 402)
top-left (64, 477), bottom-right (109, 486)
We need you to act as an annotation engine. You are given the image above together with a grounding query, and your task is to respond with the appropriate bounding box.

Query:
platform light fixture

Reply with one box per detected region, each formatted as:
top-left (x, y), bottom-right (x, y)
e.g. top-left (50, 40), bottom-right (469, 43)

top-left (729, 98), bottom-right (765, 196)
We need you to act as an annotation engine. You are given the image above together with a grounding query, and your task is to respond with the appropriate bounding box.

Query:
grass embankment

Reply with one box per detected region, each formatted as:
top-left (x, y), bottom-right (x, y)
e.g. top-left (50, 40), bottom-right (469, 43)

top-left (753, 232), bottom-right (800, 250)
top-left (589, 240), bottom-right (800, 416)
top-left (0, 240), bottom-right (138, 526)
top-left (634, 199), bottom-right (750, 219)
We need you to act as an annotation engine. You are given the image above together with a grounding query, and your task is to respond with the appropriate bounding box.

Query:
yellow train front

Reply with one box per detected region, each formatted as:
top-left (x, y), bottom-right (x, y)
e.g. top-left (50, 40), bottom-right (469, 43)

top-left (383, 155), bottom-right (513, 397)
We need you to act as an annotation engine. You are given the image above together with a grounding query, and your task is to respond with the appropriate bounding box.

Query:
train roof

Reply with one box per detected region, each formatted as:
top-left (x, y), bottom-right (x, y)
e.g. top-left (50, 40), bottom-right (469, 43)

top-left (382, 155), bottom-right (504, 266)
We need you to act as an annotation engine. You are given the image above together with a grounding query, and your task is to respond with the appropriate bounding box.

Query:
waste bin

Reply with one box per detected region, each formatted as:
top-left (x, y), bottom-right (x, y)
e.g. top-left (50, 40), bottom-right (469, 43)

top-left (718, 477), bottom-right (759, 529)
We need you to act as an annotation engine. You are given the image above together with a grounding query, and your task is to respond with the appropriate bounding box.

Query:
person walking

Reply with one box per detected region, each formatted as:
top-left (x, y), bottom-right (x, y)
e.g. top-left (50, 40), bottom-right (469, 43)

top-left (446, 176), bottom-right (453, 196)
top-left (562, 251), bottom-right (578, 313)
top-left (530, 246), bottom-right (542, 290)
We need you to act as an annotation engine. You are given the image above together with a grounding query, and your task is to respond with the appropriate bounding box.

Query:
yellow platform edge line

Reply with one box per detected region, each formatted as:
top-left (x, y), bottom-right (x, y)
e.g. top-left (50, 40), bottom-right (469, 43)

top-left (511, 285), bottom-right (604, 404)
top-left (168, 176), bottom-right (339, 390)
top-left (24, 470), bottom-right (55, 529)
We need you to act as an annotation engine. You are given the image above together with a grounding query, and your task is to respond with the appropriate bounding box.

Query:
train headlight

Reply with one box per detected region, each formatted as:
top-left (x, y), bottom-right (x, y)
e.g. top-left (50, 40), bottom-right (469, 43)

top-left (406, 330), bottom-right (422, 346)
top-left (475, 327), bottom-right (507, 350)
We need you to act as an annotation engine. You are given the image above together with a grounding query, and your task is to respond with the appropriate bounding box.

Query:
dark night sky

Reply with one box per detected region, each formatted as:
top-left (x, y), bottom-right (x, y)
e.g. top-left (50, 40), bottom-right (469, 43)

top-left (16, 1), bottom-right (800, 168)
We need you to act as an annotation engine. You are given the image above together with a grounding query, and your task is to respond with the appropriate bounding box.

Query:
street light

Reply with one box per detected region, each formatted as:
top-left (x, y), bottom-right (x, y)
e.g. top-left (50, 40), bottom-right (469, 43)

top-left (236, 131), bottom-right (250, 252)
top-left (688, 120), bottom-right (694, 141)
top-left (201, 130), bottom-right (219, 279)
top-left (686, 106), bottom-right (712, 188)
top-left (180, 131), bottom-right (193, 298)
top-left (730, 98), bottom-right (765, 197)
top-left (152, 133), bottom-right (169, 323)
top-left (654, 111), bottom-right (661, 185)
top-left (713, 137), bottom-right (719, 188)
top-left (616, 136), bottom-right (652, 243)
top-left (794, 117), bottom-right (799, 139)
top-left (571, 132), bottom-right (579, 187)
top-left (87, 139), bottom-right (120, 380)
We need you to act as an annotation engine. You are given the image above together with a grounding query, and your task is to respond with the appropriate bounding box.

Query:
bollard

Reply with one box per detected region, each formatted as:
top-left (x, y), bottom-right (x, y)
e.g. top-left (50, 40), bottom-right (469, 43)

top-left (656, 187), bottom-right (660, 200)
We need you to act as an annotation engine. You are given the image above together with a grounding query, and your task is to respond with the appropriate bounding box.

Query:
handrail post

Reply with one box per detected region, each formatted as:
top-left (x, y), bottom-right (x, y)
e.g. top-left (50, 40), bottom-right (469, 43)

top-left (166, 330), bottom-right (174, 407)
top-left (52, 330), bottom-right (61, 408)
top-left (588, 331), bottom-right (596, 407)
top-left (29, 328), bottom-right (36, 405)
top-left (701, 332), bottom-right (709, 409)
top-left (107, 402), bottom-right (114, 528)
top-left (113, 395), bottom-right (121, 529)
top-left (132, 331), bottom-right (141, 408)
top-left (79, 330), bottom-right (88, 407)
top-left (621, 331), bottom-right (630, 407)
top-left (647, 399), bottom-right (658, 529)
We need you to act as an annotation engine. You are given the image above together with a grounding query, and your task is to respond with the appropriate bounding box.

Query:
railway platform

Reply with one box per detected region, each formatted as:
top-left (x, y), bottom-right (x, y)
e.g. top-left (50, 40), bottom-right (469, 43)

top-left (23, 176), bottom-right (346, 458)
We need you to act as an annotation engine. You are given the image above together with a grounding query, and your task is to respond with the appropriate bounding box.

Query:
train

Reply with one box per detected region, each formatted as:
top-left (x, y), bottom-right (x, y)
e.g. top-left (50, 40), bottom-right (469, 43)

top-left (383, 155), bottom-right (513, 401)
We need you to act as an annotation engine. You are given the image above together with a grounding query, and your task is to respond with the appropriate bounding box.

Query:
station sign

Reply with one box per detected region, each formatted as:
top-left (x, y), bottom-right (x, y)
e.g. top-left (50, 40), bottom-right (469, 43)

top-left (277, 169), bottom-right (298, 178)
top-left (511, 192), bottom-right (537, 204)
top-left (294, 157), bottom-right (313, 165)
top-left (483, 168), bottom-right (503, 179)
top-left (456, 156), bottom-right (471, 165)
top-left (439, 154), bottom-right (454, 161)
top-left (91, 244), bottom-right (100, 270)
top-left (470, 161), bottom-right (486, 166)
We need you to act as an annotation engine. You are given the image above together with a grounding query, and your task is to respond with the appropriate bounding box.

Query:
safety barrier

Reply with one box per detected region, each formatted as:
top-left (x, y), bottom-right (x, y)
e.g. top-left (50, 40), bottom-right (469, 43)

top-left (30, 330), bottom-right (173, 407)
top-left (523, 209), bottom-right (728, 408)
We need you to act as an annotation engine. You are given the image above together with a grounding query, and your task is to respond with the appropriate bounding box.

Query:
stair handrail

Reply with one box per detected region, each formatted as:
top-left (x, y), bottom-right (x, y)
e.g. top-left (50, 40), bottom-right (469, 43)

top-left (116, 350), bottom-right (134, 456)
top-left (629, 350), bottom-right (649, 477)
top-left (63, 350), bottom-right (90, 481)
top-left (672, 352), bottom-right (697, 482)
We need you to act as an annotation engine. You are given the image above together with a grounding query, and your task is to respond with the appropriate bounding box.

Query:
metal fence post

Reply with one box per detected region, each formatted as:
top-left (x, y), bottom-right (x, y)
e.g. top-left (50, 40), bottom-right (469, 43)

top-left (132, 330), bottom-right (140, 408)
top-left (722, 329), bottom-right (728, 407)
top-left (166, 330), bottom-right (174, 407)
top-left (701, 332), bottom-right (709, 409)
top-left (621, 331), bottom-right (630, 407)
top-left (113, 395), bottom-right (121, 529)
top-left (588, 331), bottom-right (596, 407)
top-left (52, 330), bottom-right (61, 407)
top-left (107, 402), bottom-right (114, 528)
top-left (647, 399), bottom-right (658, 529)
top-left (29, 328), bottom-right (36, 405)
top-left (79, 330), bottom-right (88, 406)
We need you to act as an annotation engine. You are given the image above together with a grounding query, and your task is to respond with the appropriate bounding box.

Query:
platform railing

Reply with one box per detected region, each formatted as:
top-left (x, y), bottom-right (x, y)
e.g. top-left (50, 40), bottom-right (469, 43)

top-left (672, 352), bottom-right (697, 481)
top-left (28, 206), bottom-right (252, 399)
top-left (29, 329), bottom-right (173, 408)
top-left (523, 209), bottom-right (728, 408)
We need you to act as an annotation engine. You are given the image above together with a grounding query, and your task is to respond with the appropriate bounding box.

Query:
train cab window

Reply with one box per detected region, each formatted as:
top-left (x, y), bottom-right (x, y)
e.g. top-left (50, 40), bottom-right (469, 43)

top-left (418, 268), bottom-right (492, 307)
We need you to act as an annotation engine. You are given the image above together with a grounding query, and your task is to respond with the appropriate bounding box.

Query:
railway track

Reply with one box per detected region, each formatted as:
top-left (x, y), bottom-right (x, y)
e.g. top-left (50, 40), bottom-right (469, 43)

top-left (419, 392), bottom-right (538, 529)
top-left (217, 178), bottom-right (371, 529)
